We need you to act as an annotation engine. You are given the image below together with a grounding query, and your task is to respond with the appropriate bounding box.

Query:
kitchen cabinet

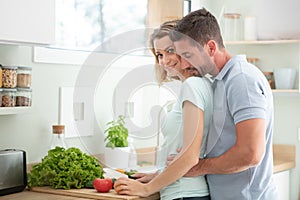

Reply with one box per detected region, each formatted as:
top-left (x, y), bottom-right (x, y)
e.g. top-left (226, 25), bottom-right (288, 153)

top-left (226, 39), bottom-right (300, 95)
top-left (273, 170), bottom-right (290, 200)
top-left (0, 0), bottom-right (55, 45)
top-left (273, 144), bottom-right (296, 200)
top-left (146, 0), bottom-right (183, 28)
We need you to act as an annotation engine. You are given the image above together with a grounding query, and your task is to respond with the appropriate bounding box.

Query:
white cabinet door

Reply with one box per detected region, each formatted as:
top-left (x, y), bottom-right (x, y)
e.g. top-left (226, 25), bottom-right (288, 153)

top-left (0, 0), bottom-right (55, 45)
top-left (273, 170), bottom-right (290, 200)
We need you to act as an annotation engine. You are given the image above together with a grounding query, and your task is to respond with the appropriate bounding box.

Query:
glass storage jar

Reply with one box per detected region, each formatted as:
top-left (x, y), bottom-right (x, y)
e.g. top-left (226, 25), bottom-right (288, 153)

top-left (16, 88), bottom-right (32, 106)
top-left (247, 57), bottom-right (259, 66)
top-left (0, 65), bottom-right (2, 88)
top-left (2, 66), bottom-right (17, 88)
top-left (0, 89), bottom-right (2, 106)
top-left (1, 88), bottom-right (16, 107)
top-left (17, 66), bottom-right (32, 88)
top-left (50, 125), bottom-right (67, 149)
top-left (222, 13), bottom-right (242, 41)
top-left (263, 71), bottom-right (275, 89)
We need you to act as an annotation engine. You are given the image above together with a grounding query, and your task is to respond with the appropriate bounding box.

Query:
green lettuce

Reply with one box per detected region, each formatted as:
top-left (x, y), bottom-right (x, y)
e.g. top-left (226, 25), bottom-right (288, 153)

top-left (27, 146), bottom-right (103, 189)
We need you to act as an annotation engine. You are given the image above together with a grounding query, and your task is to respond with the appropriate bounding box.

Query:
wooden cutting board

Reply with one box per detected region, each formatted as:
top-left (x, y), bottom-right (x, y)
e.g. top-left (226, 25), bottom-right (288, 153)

top-left (30, 187), bottom-right (160, 200)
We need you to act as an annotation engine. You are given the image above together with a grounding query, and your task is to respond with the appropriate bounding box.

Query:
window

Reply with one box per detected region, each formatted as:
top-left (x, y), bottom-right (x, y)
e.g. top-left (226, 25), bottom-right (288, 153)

top-left (56, 0), bottom-right (147, 51)
top-left (35, 0), bottom-right (147, 64)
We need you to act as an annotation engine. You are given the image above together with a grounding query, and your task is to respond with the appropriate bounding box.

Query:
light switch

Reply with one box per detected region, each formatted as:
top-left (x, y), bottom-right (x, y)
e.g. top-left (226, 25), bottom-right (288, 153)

top-left (59, 87), bottom-right (94, 138)
top-left (73, 102), bottom-right (84, 121)
top-left (125, 102), bottom-right (134, 118)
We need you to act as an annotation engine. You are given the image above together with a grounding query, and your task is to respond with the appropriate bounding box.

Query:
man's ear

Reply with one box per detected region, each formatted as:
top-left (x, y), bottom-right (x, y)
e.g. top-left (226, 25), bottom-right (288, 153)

top-left (206, 40), bottom-right (217, 56)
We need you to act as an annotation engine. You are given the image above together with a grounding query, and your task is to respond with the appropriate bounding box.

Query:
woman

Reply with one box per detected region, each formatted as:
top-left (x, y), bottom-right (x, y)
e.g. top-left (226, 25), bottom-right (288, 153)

top-left (114, 20), bottom-right (213, 200)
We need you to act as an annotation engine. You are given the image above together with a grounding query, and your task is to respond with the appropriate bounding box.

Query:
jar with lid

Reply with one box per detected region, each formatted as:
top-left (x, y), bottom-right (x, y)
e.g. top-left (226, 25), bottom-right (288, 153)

top-left (0, 89), bottom-right (2, 106)
top-left (50, 125), bottom-right (67, 149)
top-left (263, 71), bottom-right (275, 89)
top-left (2, 66), bottom-right (17, 88)
top-left (17, 66), bottom-right (32, 88)
top-left (0, 64), bottom-right (2, 88)
top-left (1, 88), bottom-right (16, 107)
top-left (222, 13), bottom-right (242, 41)
top-left (16, 88), bottom-right (32, 106)
top-left (247, 57), bottom-right (259, 66)
top-left (247, 57), bottom-right (260, 69)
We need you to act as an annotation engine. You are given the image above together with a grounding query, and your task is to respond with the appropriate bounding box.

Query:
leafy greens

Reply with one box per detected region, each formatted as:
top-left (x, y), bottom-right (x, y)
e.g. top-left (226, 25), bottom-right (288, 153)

top-left (27, 146), bottom-right (103, 189)
top-left (104, 115), bottom-right (128, 148)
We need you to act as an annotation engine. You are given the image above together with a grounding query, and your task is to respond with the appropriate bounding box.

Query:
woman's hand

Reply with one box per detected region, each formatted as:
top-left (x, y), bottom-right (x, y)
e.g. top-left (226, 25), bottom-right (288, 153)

top-left (114, 177), bottom-right (151, 197)
top-left (130, 172), bottom-right (158, 183)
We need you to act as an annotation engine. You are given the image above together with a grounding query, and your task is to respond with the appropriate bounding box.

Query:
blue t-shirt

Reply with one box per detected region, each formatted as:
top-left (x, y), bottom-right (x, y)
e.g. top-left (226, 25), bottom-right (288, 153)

top-left (158, 77), bottom-right (213, 200)
top-left (206, 55), bottom-right (278, 200)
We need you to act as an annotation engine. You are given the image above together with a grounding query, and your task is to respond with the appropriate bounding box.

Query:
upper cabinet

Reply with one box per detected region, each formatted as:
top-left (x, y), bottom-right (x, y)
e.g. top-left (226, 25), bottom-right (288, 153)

top-left (0, 0), bottom-right (55, 45)
top-left (146, 0), bottom-right (183, 28)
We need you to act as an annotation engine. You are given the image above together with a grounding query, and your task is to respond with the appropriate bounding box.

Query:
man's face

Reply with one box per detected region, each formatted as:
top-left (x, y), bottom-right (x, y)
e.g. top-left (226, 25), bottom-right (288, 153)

top-left (174, 38), bottom-right (217, 77)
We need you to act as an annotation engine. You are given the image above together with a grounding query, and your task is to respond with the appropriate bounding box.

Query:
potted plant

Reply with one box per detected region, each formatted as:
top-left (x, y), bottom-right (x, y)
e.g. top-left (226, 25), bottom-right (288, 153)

top-left (103, 115), bottom-right (130, 169)
top-left (104, 115), bottom-right (128, 148)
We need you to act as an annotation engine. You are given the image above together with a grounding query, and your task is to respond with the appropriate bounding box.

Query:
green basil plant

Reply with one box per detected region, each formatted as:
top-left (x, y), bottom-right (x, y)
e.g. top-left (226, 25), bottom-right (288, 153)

top-left (104, 115), bottom-right (128, 148)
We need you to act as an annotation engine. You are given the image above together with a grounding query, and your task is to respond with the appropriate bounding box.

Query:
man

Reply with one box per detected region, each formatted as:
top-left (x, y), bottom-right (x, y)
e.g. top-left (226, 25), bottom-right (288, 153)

top-left (169, 8), bottom-right (278, 200)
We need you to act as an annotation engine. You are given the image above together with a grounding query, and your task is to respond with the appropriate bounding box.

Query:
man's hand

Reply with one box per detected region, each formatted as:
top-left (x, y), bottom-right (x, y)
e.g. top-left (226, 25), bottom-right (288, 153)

top-left (166, 148), bottom-right (181, 166)
top-left (166, 148), bottom-right (203, 177)
top-left (184, 158), bottom-right (203, 177)
top-left (166, 154), bottom-right (176, 166)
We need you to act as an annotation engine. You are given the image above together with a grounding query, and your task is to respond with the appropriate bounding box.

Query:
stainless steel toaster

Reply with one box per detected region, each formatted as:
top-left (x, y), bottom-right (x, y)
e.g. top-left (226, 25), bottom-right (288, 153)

top-left (0, 149), bottom-right (27, 196)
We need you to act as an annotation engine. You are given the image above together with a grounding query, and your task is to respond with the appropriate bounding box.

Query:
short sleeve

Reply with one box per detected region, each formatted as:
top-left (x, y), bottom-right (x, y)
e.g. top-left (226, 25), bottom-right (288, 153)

top-left (180, 77), bottom-right (211, 112)
top-left (227, 73), bottom-right (267, 124)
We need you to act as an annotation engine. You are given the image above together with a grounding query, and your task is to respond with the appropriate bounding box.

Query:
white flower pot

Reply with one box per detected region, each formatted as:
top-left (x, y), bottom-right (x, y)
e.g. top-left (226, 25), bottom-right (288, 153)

top-left (103, 147), bottom-right (130, 169)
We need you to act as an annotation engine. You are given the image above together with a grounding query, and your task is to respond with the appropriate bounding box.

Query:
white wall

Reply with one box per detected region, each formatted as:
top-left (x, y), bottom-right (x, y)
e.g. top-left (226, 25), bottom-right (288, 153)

top-left (0, 45), bottom-right (178, 162)
top-left (0, 45), bottom-right (82, 160)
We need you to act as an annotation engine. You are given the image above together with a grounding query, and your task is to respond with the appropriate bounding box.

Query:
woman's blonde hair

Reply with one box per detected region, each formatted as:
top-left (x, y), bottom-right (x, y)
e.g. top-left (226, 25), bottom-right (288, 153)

top-left (149, 20), bottom-right (179, 85)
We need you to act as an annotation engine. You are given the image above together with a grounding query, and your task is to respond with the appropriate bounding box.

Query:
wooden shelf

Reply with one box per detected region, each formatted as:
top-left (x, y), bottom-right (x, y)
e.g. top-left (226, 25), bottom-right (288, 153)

top-left (272, 89), bottom-right (300, 96)
top-left (225, 39), bottom-right (300, 45)
top-left (0, 107), bottom-right (32, 115)
top-left (225, 40), bottom-right (300, 97)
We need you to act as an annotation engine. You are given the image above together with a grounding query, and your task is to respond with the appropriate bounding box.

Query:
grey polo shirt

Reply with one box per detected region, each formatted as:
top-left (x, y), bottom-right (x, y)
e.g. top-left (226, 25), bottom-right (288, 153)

top-left (205, 55), bottom-right (278, 200)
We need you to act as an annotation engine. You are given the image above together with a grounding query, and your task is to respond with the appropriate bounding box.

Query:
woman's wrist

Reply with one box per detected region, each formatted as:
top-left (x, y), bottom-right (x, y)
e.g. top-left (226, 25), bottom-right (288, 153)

top-left (144, 182), bottom-right (157, 197)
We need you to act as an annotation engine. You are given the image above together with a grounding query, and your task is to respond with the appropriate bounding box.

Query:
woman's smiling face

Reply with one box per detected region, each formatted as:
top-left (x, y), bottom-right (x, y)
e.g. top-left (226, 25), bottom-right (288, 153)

top-left (154, 35), bottom-right (199, 80)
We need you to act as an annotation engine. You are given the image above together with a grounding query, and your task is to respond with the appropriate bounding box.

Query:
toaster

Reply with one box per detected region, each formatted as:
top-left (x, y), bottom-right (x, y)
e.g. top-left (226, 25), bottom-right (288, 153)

top-left (0, 149), bottom-right (27, 196)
